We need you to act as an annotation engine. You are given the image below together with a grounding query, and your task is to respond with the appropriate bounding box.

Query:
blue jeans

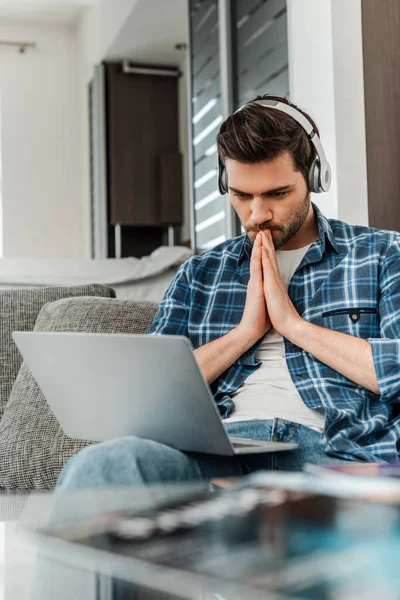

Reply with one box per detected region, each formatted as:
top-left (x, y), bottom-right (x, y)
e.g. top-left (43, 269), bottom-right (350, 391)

top-left (57, 419), bottom-right (348, 491)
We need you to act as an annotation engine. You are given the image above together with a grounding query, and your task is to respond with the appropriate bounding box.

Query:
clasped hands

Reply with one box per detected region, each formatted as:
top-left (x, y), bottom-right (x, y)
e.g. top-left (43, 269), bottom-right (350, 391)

top-left (237, 230), bottom-right (302, 345)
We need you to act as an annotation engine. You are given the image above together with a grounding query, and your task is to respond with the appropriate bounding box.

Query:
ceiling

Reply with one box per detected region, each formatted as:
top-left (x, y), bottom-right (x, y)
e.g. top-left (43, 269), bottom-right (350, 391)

top-left (107, 0), bottom-right (188, 67)
top-left (0, 0), bottom-right (189, 67)
top-left (0, 0), bottom-right (98, 25)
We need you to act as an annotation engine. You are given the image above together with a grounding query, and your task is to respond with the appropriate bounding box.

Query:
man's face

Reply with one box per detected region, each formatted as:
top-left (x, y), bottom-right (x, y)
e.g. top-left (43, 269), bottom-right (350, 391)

top-left (225, 152), bottom-right (311, 249)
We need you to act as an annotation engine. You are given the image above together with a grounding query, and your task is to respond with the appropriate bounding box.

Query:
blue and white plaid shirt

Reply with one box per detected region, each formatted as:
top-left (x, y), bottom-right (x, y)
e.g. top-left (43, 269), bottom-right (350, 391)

top-left (148, 204), bottom-right (400, 463)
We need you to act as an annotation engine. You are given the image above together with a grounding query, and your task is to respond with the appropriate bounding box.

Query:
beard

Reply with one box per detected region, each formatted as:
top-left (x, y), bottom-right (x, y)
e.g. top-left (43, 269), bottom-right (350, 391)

top-left (245, 193), bottom-right (311, 250)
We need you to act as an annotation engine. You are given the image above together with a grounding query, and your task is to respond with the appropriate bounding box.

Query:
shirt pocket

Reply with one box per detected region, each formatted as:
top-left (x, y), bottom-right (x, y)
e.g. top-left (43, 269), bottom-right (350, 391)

top-left (321, 307), bottom-right (379, 338)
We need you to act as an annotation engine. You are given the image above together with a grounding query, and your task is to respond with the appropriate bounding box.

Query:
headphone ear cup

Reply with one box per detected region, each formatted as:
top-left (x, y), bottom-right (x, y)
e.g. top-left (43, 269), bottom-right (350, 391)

top-left (218, 156), bottom-right (228, 195)
top-left (308, 158), bottom-right (321, 194)
top-left (222, 168), bottom-right (228, 194)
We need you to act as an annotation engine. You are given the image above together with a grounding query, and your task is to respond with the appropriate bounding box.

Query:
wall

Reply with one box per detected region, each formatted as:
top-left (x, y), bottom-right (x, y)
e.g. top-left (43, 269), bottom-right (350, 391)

top-left (91, 0), bottom-right (140, 68)
top-left (286, 0), bottom-right (368, 225)
top-left (76, 10), bottom-right (94, 259)
top-left (0, 21), bottom-right (83, 258)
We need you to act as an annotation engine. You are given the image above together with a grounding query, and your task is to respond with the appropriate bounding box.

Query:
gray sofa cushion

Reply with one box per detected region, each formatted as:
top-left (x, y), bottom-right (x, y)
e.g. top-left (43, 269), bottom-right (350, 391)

top-left (0, 297), bottom-right (158, 492)
top-left (0, 285), bottom-right (115, 422)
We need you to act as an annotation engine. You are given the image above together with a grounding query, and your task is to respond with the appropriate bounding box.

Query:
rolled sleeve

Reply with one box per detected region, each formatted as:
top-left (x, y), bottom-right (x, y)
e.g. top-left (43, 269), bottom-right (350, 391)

top-left (146, 262), bottom-right (191, 337)
top-left (369, 235), bottom-right (400, 402)
top-left (368, 338), bottom-right (400, 401)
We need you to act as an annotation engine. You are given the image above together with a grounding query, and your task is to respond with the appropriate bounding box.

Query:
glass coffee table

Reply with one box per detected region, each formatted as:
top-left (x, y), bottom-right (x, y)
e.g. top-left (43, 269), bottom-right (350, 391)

top-left (2, 483), bottom-right (268, 600)
top-left (2, 475), bottom-right (400, 600)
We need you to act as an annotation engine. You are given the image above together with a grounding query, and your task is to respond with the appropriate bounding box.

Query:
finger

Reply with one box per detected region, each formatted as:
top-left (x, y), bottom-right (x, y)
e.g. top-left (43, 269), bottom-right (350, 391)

top-left (262, 231), bottom-right (280, 275)
top-left (251, 231), bottom-right (262, 255)
top-left (262, 229), bottom-right (275, 254)
top-left (261, 247), bottom-right (275, 281)
top-left (261, 248), bottom-right (275, 297)
top-left (251, 232), bottom-right (261, 259)
top-left (250, 233), bottom-right (263, 278)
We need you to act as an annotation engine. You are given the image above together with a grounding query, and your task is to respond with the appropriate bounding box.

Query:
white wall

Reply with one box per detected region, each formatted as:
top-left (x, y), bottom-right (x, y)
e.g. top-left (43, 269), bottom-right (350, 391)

top-left (287, 0), bottom-right (368, 225)
top-left (0, 21), bottom-right (84, 258)
top-left (76, 10), bottom-right (94, 259)
top-left (331, 0), bottom-right (368, 226)
top-left (77, 0), bottom-right (140, 84)
top-left (92, 0), bottom-right (140, 68)
top-left (0, 1), bottom-right (140, 260)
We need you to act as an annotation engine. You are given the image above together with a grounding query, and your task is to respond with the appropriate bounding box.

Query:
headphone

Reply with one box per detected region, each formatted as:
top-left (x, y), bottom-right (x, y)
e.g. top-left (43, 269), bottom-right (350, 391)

top-left (218, 98), bottom-right (332, 195)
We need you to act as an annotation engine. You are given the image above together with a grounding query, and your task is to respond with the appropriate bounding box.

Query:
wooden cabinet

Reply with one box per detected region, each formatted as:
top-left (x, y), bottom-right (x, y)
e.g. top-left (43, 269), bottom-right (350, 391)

top-left (104, 62), bottom-right (183, 256)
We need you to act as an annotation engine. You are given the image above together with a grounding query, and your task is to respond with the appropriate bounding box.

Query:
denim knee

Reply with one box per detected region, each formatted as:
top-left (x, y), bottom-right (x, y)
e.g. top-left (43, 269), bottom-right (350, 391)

top-left (57, 436), bottom-right (155, 490)
top-left (56, 435), bottom-right (198, 491)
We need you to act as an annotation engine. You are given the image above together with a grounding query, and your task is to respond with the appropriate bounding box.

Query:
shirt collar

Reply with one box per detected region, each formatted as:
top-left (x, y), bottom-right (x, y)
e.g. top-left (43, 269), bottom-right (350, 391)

top-left (237, 235), bottom-right (252, 265)
top-left (313, 202), bottom-right (341, 255)
top-left (237, 202), bottom-right (340, 266)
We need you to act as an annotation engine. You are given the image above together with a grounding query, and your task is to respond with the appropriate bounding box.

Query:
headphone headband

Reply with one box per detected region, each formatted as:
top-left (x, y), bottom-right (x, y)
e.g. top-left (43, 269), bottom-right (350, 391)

top-left (218, 98), bottom-right (331, 195)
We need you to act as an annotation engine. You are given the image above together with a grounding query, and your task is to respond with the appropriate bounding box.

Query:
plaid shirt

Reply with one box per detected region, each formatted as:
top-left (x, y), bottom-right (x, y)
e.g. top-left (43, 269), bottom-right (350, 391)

top-left (148, 204), bottom-right (400, 463)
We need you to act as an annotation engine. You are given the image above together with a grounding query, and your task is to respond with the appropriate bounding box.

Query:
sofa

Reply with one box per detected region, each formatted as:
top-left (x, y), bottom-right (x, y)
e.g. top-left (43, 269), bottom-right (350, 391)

top-left (0, 283), bottom-right (160, 494)
top-left (0, 246), bottom-right (192, 302)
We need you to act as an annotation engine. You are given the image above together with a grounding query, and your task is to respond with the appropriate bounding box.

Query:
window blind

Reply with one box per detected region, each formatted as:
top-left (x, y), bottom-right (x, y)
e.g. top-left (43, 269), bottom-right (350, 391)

top-left (234, 0), bottom-right (289, 106)
top-left (189, 0), bottom-right (227, 251)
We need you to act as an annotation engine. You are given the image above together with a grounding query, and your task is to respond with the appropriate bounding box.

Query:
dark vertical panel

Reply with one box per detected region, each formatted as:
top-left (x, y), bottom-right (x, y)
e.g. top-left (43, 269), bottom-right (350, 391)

top-left (106, 63), bottom-right (181, 227)
top-left (120, 227), bottom-right (164, 258)
top-left (362, 0), bottom-right (400, 231)
top-left (159, 152), bottom-right (184, 225)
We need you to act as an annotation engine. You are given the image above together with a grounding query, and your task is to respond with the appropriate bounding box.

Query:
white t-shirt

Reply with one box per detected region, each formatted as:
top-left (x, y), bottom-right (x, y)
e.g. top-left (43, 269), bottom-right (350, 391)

top-left (225, 244), bottom-right (325, 432)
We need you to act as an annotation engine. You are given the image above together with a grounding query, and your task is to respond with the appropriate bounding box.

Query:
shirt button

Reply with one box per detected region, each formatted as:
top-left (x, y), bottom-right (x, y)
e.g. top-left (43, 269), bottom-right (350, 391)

top-left (296, 374), bottom-right (303, 379)
top-left (351, 314), bottom-right (358, 322)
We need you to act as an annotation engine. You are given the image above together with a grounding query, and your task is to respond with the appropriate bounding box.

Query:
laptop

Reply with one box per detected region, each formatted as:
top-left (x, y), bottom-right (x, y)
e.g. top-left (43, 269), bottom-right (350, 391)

top-left (12, 331), bottom-right (298, 456)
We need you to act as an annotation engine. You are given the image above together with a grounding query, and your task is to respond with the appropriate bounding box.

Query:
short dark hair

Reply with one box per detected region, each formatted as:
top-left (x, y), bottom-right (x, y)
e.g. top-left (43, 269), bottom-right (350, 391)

top-left (216, 94), bottom-right (320, 189)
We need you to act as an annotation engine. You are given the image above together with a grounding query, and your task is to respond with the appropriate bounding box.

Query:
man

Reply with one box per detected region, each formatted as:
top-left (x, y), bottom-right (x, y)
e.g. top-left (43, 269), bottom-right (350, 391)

top-left (57, 95), bottom-right (400, 490)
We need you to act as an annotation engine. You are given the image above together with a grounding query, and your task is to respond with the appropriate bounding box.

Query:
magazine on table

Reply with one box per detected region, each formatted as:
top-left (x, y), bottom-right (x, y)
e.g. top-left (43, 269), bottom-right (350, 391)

top-left (29, 475), bottom-right (400, 598)
top-left (304, 461), bottom-right (400, 478)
